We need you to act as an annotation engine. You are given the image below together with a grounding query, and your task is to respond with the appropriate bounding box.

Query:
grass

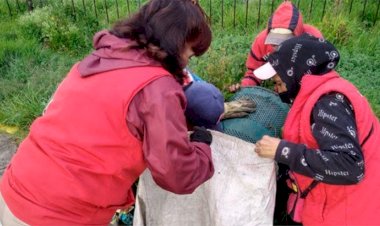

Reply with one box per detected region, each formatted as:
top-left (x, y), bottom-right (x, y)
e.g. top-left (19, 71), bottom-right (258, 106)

top-left (0, 0), bottom-right (379, 140)
top-left (0, 19), bottom-right (79, 139)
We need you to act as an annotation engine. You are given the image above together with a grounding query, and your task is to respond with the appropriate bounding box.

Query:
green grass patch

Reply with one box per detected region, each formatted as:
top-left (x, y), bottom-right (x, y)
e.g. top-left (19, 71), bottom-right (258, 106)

top-left (0, 1), bottom-right (379, 138)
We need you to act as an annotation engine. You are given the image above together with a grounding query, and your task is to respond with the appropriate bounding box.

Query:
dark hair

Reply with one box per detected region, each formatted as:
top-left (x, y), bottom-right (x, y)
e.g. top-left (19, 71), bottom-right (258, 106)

top-left (110, 0), bottom-right (212, 84)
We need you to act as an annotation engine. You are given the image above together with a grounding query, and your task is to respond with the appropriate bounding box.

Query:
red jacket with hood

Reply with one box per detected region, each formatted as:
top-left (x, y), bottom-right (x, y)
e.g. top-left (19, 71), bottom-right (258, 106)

top-left (0, 31), bottom-right (214, 225)
top-left (283, 71), bottom-right (380, 225)
top-left (242, 1), bottom-right (322, 86)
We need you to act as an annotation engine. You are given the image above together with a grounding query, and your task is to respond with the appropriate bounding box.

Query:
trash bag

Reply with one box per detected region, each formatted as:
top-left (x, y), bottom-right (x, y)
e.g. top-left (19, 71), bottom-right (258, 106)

top-left (222, 87), bottom-right (289, 143)
top-left (133, 131), bottom-right (276, 226)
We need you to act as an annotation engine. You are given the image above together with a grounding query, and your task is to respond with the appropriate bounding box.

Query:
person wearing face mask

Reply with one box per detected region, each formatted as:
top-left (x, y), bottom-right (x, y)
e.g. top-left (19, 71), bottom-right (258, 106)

top-left (254, 34), bottom-right (380, 225)
top-left (229, 0), bottom-right (322, 92)
top-left (0, 0), bottom-right (217, 225)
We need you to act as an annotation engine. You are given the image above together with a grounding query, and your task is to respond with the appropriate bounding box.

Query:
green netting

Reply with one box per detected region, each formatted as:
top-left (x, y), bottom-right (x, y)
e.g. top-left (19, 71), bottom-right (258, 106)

top-left (221, 87), bottom-right (290, 144)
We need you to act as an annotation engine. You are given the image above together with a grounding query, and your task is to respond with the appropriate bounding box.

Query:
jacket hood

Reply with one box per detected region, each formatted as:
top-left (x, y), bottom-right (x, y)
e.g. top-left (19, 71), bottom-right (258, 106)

top-left (78, 30), bottom-right (159, 77)
top-left (267, 1), bottom-right (305, 36)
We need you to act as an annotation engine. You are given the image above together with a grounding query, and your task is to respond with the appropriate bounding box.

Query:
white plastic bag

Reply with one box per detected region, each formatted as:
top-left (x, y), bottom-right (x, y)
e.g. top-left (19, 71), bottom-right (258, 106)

top-left (133, 131), bottom-right (276, 226)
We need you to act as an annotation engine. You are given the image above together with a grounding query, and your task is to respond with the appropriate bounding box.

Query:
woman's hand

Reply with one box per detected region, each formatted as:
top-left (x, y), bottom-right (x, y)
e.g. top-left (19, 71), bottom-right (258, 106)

top-left (228, 83), bottom-right (241, 93)
top-left (255, 135), bottom-right (281, 159)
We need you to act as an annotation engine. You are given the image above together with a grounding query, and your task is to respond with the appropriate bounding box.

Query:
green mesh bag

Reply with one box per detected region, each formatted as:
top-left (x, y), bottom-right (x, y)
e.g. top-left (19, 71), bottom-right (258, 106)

top-left (221, 86), bottom-right (290, 143)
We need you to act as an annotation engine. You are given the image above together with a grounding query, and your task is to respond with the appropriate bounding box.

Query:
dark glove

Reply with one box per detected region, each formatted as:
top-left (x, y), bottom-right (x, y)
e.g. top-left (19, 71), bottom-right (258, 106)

top-left (190, 126), bottom-right (212, 145)
top-left (222, 98), bottom-right (256, 119)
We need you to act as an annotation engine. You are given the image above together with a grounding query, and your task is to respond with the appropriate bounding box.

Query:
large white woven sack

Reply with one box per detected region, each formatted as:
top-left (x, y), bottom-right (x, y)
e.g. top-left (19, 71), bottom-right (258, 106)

top-left (133, 131), bottom-right (276, 226)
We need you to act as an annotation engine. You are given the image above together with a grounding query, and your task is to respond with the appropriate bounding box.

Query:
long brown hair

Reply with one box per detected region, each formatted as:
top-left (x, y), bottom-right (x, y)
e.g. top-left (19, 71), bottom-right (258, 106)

top-left (111, 0), bottom-right (212, 84)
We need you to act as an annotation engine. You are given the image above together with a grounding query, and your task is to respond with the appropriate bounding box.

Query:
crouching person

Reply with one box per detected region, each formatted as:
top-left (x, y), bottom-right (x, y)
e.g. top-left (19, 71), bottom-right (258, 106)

top-left (255, 34), bottom-right (380, 225)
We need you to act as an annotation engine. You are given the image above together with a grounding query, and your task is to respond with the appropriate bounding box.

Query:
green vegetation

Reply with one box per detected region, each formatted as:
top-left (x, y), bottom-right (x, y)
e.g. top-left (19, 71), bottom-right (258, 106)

top-left (0, 0), bottom-right (379, 139)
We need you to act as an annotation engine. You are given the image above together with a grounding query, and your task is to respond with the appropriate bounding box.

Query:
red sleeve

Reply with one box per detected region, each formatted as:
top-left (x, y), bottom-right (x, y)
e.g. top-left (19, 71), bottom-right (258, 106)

top-left (242, 30), bottom-right (273, 87)
top-left (127, 76), bottom-right (214, 194)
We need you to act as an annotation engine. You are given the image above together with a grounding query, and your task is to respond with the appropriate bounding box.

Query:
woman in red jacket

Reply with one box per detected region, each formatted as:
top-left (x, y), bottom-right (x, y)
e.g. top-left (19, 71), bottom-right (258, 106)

top-left (255, 34), bottom-right (380, 225)
top-left (0, 0), bottom-right (216, 225)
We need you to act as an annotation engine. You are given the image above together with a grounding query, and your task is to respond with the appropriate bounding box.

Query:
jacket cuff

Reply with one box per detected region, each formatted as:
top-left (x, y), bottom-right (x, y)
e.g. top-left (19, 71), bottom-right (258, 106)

top-left (275, 140), bottom-right (302, 165)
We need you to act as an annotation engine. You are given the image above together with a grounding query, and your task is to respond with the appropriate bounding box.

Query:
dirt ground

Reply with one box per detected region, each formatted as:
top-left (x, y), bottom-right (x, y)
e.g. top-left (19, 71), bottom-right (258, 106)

top-left (0, 133), bottom-right (17, 175)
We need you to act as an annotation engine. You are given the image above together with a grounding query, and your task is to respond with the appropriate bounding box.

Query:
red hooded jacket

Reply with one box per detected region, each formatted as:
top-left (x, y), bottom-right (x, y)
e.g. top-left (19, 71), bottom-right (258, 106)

top-left (242, 1), bottom-right (322, 86)
top-left (0, 31), bottom-right (214, 225)
top-left (283, 71), bottom-right (380, 225)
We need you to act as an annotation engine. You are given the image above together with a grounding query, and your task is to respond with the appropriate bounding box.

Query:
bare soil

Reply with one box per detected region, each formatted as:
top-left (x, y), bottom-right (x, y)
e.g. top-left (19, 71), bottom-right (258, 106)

top-left (0, 133), bottom-right (17, 175)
